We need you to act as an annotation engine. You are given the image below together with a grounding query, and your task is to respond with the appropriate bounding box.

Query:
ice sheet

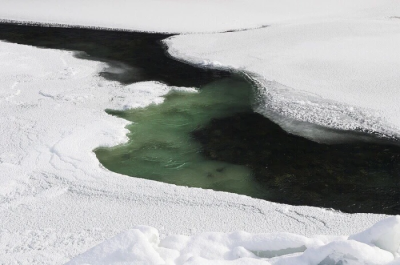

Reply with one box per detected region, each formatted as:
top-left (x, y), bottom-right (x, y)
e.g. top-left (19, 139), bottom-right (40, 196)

top-left (165, 17), bottom-right (400, 141)
top-left (0, 0), bottom-right (397, 33)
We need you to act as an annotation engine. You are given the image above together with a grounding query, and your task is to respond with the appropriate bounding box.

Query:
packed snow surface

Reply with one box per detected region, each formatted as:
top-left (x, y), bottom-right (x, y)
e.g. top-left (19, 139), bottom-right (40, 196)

top-left (0, 0), bottom-right (397, 33)
top-left (69, 216), bottom-right (400, 264)
top-left (165, 14), bottom-right (400, 141)
top-left (0, 40), bottom-right (389, 264)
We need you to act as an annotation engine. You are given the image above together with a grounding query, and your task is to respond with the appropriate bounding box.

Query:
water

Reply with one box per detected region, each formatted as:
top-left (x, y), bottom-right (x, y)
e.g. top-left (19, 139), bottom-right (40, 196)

top-left (0, 22), bottom-right (228, 87)
top-left (193, 112), bottom-right (400, 214)
top-left (1, 23), bottom-right (399, 214)
top-left (96, 77), bottom-right (263, 195)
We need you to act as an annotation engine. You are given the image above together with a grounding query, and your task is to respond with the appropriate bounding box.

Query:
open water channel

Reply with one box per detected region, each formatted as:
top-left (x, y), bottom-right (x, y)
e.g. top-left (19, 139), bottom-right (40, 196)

top-left (1, 23), bottom-right (399, 214)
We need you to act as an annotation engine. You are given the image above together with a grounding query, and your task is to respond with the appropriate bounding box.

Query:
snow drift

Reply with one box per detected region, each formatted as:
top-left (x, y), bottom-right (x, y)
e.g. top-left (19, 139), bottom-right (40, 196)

top-left (69, 216), bottom-right (400, 264)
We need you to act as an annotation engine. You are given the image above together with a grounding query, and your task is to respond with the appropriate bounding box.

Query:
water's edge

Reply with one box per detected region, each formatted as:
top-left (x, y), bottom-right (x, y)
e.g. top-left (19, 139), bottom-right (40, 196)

top-left (1, 23), bottom-right (399, 214)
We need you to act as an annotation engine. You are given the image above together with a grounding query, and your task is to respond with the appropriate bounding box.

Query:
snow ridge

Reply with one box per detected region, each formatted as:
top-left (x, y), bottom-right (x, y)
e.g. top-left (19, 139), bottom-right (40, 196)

top-left (69, 217), bottom-right (400, 264)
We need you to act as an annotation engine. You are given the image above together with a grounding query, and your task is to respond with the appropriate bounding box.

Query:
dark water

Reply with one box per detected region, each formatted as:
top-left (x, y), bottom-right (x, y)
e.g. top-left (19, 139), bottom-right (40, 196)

top-left (1, 23), bottom-right (399, 214)
top-left (193, 113), bottom-right (400, 214)
top-left (0, 22), bottom-right (228, 87)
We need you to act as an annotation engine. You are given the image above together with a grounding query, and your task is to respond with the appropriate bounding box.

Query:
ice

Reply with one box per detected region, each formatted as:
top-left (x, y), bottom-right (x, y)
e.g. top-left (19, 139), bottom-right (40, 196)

top-left (0, 0), bottom-right (399, 264)
top-left (0, 40), bottom-right (390, 264)
top-left (66, 226), bottom-right (166, 265)
top-left (164, 14), bottom-right (400, 141)
top-left (0, 0), bottom-right (397, 33)
top-left (68, 218), bottom-right (400, 264)
top-left (349, 216), bottom-right (400, 255)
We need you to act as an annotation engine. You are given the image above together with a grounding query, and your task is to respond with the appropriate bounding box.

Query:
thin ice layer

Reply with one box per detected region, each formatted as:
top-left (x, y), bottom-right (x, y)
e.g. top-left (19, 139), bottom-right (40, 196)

top-left (0, 0), bottom-right (397, 33)
top-left (165, 17), bottom-right (400, 140)
top-left (0, 41), bottom-right (388, 264)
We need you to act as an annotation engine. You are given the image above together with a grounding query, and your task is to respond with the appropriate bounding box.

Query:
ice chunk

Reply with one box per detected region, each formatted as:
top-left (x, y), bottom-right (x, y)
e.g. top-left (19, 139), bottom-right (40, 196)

top-left (68, 218), bottom-right (400, 264)
top-left (66, 226), bottom-right (166, 265)
top-left (349, 216), bottom-right (400, 255)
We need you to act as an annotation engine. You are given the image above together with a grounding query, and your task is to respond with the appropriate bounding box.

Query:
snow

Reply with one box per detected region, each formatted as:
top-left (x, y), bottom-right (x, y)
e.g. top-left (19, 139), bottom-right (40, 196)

top-left (164, 14), bottom-right (400, 141)
top-left (0, 0), bottom-right (397, 33)
top-left (0, 39), bottom-right (391, 264)
top-left (68, 217), bottom-right (400, 264)
top-left (349, 216), bottom-right (400, 254)
top-left (1, 0), bottom-right (400, 263)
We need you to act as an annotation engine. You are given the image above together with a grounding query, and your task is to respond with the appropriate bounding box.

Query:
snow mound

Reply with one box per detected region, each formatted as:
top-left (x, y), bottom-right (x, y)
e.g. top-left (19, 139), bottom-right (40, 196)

top-left (164, 16), bottom-right (400, 141)
top-left (349, 216), bottom-right (400, 255)
top-left (68, 217), bottom-right (400, 264)
top-left (0, 0), bottom-right (397, 33)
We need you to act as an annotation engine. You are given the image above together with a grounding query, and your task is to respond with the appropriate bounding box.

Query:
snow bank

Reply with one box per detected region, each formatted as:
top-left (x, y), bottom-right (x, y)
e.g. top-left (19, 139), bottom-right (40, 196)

top-left (68, 217), bottom-right (400, 264)
top-left (0, 0), bottom-right (397, 33)
top-left (0, 40), bottom-right (388, 264)
top-left (165, 14), bottom-right (400, 141)
top-left (349, 216), bottom-right (400, 255)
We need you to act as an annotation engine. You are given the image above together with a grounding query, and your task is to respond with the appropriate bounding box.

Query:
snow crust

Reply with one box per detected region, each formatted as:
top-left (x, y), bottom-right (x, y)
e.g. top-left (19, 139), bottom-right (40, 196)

top-left (0, 0), bottom-right (397, 33)
top-left (69, 217), bottom-right (400, 264)
top-left (0, 40), bottom-right (390, 264)
top-left (165, 13), bottom-right (400, 141)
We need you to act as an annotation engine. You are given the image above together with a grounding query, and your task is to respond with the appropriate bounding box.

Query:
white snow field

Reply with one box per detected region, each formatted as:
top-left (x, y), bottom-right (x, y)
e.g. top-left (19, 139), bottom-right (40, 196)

top-left (69, 216), bottom-right (400, 264)
top-left (0, 0), bottom-right (396, 33)
top-left (165, 15), bottom-right (400, 141)
top-left (0, 39), bottom-right (393, 264)
top-left (1, 0), bottom-right (400, 264)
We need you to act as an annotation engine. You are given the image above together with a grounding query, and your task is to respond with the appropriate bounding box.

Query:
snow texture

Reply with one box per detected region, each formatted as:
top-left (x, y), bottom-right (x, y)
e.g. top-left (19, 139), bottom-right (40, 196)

top-left (1, 0), bottom-right (400, 263)
top-left (69, 217), bottom-right (400, 264)
top-left (164, 2), bottom-right (400, 141)
top-left (0, 40), bottom-right (390, 264)
top-left (0, 0), bottom-right (396, 33)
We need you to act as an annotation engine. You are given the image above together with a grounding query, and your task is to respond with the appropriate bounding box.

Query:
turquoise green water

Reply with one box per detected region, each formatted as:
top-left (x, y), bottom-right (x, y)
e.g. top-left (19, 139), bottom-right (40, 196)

top-left (96, 77), bottom-right (263, 195)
